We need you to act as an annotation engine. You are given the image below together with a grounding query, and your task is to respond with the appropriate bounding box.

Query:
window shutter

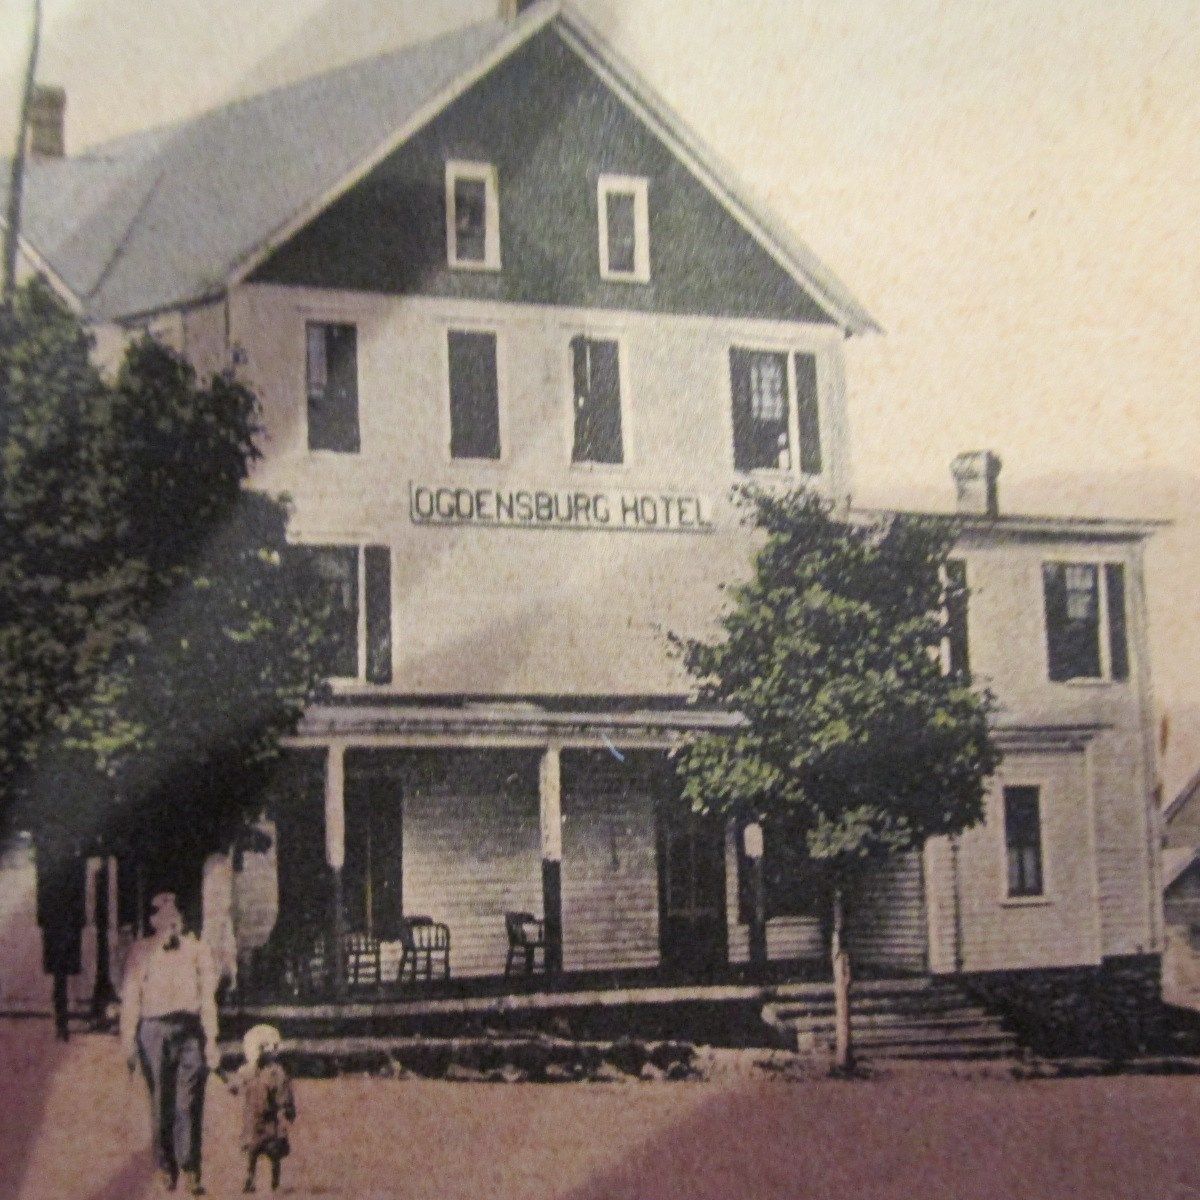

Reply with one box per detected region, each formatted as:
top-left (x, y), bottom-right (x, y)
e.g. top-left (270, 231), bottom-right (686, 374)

top-left (1043, 563), bottom-right (1070, 681)
top-left (795, 352), bottom-right (822, 474)
top-left (364, 545), bottom-right (392, 685)
top-left (590, 338), bottom-right (623, 463)
top-left (730, 348), bottom-right (753, 470)
top-left (945, 558), bottom-right (970, 678)
top-left (448, 331), bottom-right (500, 460)
top-left (1105, 563), bottom-right (1130, 681)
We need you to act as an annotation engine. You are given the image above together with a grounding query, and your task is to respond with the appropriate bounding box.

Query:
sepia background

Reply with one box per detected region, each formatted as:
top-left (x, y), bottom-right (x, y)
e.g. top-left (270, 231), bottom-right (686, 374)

top-left (1, 0), bottom-right (1196, 794)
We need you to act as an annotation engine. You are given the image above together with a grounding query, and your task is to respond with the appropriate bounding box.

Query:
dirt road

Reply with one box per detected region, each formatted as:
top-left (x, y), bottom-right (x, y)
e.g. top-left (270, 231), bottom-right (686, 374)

top-left (2, 1020), bottom-right (1198, 1199)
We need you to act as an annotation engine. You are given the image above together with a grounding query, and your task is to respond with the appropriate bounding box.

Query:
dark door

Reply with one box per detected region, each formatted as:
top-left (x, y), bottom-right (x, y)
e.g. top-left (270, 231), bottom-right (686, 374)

top-left (657, 802), bottom-right (727, 978)
top-left (344, 750), bottom-right (405, 940)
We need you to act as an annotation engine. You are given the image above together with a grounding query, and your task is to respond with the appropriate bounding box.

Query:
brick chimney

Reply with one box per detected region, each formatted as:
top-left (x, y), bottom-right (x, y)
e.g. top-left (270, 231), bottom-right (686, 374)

top-left (28, 85), bottom-right (66, 158)
top-left (951, 451), bottom-right (1002, 517)
top-left (499, 0), bottom-right (539, 18)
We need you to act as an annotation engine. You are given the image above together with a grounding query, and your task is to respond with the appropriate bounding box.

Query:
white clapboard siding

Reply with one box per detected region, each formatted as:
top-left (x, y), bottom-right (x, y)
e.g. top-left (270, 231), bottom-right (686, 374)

top-left (848, 852), bottom-right (928, 973)
top-left (402, 774), bottom-right (543, 979)
top-left (561, 777), bottom-right (660, 973)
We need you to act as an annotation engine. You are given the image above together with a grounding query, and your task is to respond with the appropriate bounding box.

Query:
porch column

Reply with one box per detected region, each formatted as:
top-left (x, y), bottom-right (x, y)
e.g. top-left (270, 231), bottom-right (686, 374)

top-left (743, 822), bottom-right (768, 973)
top-left (324, 744), bottom-right (348, 997)
top-left (539, 745), bottom-right (564, 974)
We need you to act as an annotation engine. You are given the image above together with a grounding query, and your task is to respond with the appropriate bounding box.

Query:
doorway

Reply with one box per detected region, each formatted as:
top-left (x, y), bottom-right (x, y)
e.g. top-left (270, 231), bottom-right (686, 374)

top-left (656, 799), bottom-right (727, 979)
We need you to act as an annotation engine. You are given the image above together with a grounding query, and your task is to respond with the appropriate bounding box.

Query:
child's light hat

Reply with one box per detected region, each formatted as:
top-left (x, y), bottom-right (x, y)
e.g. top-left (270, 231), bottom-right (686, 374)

top-left (242, 1023), bottom-right (283, 1063)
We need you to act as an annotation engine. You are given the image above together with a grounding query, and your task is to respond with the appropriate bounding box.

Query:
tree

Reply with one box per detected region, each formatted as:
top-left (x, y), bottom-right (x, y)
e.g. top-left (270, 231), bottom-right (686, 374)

top-left (674, 487), bottom-right (1000, 1072)
top-left (0, 279), bottom-right (330, 931)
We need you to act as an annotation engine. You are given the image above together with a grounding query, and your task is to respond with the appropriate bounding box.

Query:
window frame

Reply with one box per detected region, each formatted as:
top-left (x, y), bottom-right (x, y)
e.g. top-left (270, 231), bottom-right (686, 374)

top-left (728, 342), bottom-right (824, 478)
top-left (285, 541), bottom-right (392, 687)
top-left (445, 160), bottom-right (501, 271)
top-left (443, 325), bottom-right (507, 464)
top-left (1000, 783), bottom-right (1048, 903)
top-left (1041, 557), bottom-right (1131, 684)
top-left (563, 327), bottom-right (633, 470)
top-left (941, 557), bottom-right (971, 679)
top-left (597, 174), bottom-right (650, 283)
top-left (304, 319), bottom-right (361, 455)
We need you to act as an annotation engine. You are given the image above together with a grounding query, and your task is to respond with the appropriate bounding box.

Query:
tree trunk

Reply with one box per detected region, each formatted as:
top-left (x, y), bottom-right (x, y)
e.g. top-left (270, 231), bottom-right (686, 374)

top-left (2, 0), bottom-right (42, 304)
top-left (830, 883), bottom-right (854, 1072)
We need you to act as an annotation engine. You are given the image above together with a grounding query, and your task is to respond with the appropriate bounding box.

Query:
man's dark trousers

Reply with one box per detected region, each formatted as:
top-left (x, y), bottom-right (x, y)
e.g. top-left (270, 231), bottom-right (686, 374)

top-left (136, 1013), bottom-right (207, 1178)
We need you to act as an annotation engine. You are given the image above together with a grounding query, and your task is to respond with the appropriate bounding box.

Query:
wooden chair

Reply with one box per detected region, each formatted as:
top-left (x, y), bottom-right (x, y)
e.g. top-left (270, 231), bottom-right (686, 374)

top-left (504, 911), bottom-right (547, 978)
top-left (398, 916), bottom-right (451, 983)
top-left (344, 931), bottom-right (382, 990)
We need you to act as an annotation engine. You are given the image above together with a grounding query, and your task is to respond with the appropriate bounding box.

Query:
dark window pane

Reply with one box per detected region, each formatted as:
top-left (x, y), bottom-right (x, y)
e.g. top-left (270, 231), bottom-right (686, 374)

top-left (605, 190), bottom-right (637, 274)
top-left (1105, 563), bottom-right (1129, 681)
top-left (794, 353), bottom-right (822, 474)
top-left (571, 336), bottom-right (623, 464)
top-left (364, 545), bottom-right (392, 685)
top-left (1043, 562), bottom-right (1101, 680)
top-left (448, 331), bottom-right (500, 459)
top-left (945, 558), bottom-right (970, 679)
top-left (287, 544), bottom-right (358, 678)
top-left (453, 177), bottom-right (487, 262)
top-left (1003, 786), bottom-right (1043, 897)
top-left (730, 348), bottom-right (791, 470)
top-left (306, 322), bottom-right (359, 453)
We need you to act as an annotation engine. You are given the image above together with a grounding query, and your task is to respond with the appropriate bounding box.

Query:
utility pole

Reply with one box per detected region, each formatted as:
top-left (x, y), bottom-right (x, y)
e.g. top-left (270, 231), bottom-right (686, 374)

top-left (2, 0), bottom-right (43, 305)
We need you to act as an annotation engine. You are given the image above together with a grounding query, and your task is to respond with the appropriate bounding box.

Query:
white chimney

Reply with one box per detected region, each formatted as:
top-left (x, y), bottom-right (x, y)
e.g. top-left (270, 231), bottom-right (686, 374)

top-left (951, 451), bottom-right (1002, 517)
top-left (499, 0), bottom-right (539, 18)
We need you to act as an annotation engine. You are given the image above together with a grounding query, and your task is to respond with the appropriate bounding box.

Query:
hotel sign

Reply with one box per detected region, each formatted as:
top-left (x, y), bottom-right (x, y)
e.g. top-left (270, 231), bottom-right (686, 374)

top-left (409, 482), bottom-right (716, 534)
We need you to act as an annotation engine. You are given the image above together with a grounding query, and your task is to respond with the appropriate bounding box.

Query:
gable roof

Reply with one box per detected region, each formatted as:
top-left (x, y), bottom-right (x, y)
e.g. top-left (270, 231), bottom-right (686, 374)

top-left (2, 2), bottom-right (879, 333)
top-left (1164, 846), bottom-right (1200, 892)
top-left (1165, 766), bottom-right (1200, 826)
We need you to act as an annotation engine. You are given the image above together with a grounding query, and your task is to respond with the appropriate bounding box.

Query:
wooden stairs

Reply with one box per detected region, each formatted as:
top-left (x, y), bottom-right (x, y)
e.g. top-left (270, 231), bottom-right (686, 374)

top-left (761, 977), bottom-right (1021, 1062)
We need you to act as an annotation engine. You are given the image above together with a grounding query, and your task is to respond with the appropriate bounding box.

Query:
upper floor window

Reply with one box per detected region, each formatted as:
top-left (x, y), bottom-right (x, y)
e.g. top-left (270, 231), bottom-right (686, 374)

top-left (598, 175), bottom-right (650, 282)
top-left (1003, 786), bottom-right (1044, 898)
top-left (1042, 561), bottom-right (1129, 682)
top-left (446, 161), bottom-right (500, 270)
top-left (284, 543), bottom-right (392, 684)
top-left (571, 335), bottom-right (623, 465)
top-left (447, 330), bottom-right (501, 460)
top-left (729, 348), bottom-right (822, 474)
top-left (306, 322), bottom-right (359, 453)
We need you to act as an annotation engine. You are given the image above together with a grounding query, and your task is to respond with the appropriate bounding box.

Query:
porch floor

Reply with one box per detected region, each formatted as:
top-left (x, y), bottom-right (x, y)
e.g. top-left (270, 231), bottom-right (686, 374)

top-left (223, 975), bottom-right (940, 1046)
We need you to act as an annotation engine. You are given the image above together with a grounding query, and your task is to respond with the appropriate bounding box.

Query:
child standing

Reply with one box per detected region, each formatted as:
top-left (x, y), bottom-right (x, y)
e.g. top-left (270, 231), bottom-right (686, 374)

top-left (233, 1024), bottom-right (296, 1193)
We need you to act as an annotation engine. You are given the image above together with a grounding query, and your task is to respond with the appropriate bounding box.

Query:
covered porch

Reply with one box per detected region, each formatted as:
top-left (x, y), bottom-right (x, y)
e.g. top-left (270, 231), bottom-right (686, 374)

top-left (226, 700), bottom-right (928, 1004)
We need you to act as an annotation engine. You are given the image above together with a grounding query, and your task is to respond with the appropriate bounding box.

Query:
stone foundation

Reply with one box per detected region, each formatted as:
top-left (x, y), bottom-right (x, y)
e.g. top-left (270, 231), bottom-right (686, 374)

top-left (958, 954), bottom-right (1163, 1058)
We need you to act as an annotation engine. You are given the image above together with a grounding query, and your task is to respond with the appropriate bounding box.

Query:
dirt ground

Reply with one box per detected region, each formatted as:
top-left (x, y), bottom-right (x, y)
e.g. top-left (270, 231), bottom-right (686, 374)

top-left (3, 1020), bottom-right (1200, 1200)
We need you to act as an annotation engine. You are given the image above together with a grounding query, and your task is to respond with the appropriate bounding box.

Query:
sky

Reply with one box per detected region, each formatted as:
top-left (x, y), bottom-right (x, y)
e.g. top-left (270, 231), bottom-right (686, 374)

top-left (0, 0), bottom-right (1197, 793)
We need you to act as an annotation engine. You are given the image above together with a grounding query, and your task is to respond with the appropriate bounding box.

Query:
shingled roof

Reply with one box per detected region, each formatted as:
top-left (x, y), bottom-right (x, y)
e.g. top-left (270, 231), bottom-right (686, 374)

top-left (2, 1), bottom-right (879, 333)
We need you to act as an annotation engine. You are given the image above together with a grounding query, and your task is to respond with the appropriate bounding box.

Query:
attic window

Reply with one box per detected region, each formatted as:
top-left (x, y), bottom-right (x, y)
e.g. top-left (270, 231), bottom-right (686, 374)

top-left (598, 175), bottom-right (649, 282)
top-left (446, 161), bottom-right (500, 270)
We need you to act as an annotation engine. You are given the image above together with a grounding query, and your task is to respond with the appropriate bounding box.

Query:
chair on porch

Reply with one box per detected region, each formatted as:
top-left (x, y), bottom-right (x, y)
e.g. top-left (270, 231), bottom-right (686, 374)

top-left (343, 932), bottom-right (383, 991)
top-left (504, 911), bottom-right (547, 979)
top-left (398, 916), bottom-right (451, 983)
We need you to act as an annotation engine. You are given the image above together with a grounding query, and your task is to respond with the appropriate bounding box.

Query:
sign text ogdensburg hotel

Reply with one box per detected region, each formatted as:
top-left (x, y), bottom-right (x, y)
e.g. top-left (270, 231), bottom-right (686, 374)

top-left (409, 482), bottom-right (715, 534)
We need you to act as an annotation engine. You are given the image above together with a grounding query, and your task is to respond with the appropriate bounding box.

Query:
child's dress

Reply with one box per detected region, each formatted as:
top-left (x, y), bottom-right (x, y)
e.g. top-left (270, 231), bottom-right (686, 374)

top-left (239, 1062), bottom-right (296, 1159)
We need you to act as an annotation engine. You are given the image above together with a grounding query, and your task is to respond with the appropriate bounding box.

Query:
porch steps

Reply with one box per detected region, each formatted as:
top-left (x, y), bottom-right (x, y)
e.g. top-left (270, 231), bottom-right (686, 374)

top-left (762, 979), bottom-right (1022, 1063)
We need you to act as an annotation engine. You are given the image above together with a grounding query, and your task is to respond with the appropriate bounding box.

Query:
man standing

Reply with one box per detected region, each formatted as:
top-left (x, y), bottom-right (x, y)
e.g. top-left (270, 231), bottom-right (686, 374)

top-left (120, 891), bottom-right (221, 1195)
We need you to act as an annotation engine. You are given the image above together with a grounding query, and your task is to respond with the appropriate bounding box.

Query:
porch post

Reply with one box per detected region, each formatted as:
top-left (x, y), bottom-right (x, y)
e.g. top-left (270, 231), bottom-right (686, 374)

top-left (743, 822), bottom-right (768, 973)
top-left (324, 743), bottom-right (348, 998)
top-left (539, 745), bottom-right (564, 975)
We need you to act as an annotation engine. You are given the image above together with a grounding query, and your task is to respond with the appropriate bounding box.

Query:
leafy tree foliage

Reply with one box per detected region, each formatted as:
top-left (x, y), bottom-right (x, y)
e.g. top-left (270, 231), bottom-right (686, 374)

top-left (0, 279), bottom-right (329, 901)
top-left (675, 487), bottom-right (1000, 1066)
top-left (678, 487), bottom-right (999, 859)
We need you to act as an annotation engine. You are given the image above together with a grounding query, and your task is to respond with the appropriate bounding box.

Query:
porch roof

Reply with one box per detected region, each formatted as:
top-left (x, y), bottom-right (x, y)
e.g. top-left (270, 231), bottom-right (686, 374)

top-left (288, 700), bottom-right (743, 748)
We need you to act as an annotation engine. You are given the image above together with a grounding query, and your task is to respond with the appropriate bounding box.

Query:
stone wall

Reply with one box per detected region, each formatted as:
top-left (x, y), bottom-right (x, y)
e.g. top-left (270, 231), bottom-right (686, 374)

top-left (959, 954), bottom-right (1163, 1057)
